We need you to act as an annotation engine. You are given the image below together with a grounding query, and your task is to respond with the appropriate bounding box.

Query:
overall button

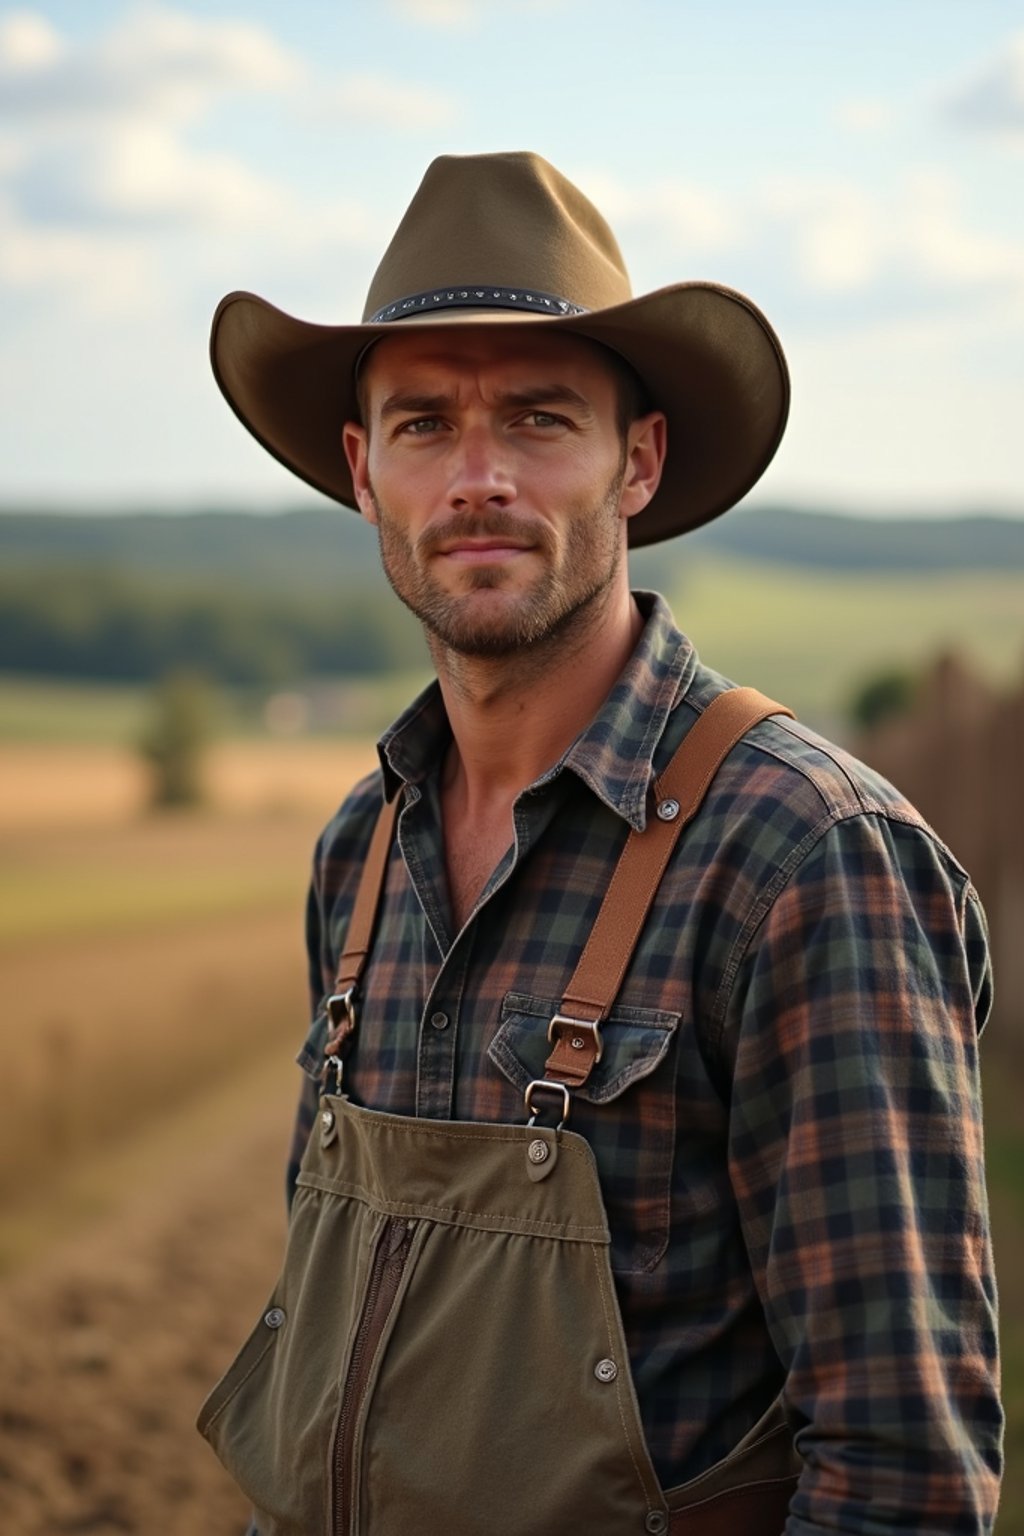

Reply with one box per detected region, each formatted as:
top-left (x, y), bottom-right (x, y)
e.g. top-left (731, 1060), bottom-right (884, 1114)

top-left (525, 1129), bottom-right (558, 1181)
top-left (264, 1308), bottom-right (286, 1330)
top-left (594, 1358), bottom-right (618, 1383)
top-left (644, 1513), bottom-right (667, 1534)
top-left (430, 1011), bottom-right (449, 1031)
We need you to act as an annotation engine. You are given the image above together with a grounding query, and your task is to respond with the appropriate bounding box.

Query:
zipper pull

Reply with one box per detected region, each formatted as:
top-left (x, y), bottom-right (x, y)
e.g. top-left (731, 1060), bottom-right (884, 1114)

top-left (385, 1218), bottom-right (415, 1258)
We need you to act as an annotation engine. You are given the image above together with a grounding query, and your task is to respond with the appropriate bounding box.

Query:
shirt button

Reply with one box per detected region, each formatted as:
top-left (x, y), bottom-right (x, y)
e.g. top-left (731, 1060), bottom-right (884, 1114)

top-left (430, 1011), bottom-right (449, 1031)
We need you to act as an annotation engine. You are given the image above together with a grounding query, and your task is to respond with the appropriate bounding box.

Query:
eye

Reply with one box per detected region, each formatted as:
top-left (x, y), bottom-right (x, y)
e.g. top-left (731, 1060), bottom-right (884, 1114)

top-left (397, 416), bottom-right (444, 436)
top-left (523, 410), bottom-right (567, 430)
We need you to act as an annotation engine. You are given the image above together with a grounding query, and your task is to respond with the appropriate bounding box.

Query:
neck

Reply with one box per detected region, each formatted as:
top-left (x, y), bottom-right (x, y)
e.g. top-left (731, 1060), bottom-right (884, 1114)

top-left (432, 581), bottom-right (644, 816)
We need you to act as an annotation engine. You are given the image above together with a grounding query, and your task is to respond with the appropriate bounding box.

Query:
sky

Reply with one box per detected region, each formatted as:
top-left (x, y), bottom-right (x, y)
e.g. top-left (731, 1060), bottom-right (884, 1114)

top-left (0, 0), bottom-right (1022, 517)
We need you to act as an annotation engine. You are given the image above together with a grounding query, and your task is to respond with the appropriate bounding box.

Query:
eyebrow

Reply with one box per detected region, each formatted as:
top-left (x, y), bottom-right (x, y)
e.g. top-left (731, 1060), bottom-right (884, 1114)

top-left (377, 384), bottom-right (594, 420)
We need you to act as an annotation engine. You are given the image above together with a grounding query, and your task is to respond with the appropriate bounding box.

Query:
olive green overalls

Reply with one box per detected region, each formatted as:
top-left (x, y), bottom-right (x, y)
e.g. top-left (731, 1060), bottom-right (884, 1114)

top-left (199, 689), bottom-right (804, 1535)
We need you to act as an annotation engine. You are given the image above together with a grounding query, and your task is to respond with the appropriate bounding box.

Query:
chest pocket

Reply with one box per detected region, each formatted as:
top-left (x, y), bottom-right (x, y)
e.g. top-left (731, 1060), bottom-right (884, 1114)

top-left (489, 991), bottom-right (680, 1275)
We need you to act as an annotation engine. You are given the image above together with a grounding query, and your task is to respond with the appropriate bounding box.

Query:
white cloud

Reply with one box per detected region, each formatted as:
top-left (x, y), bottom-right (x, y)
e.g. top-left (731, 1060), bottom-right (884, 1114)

top-left (903, 171), bottom-right (1022, 286)
top-left (74, 125), bottom-right (289, 229)
top-left (576, 169), bottom-right (740, 258)
top-left (0, 5), bottom-right (454, 240)
top-left (507, 161), bottom-right (1023, 332)
top-left (0, 3), bottom-right (303, 125)
top-left (941, 29), bottom-right (1024, 136)
top-left (761, 176), bottom-right (884, 292)
top-left (0, 133), bottom-right (27, 177)
top-left (0, 194), bottom-right (157, 313)
top-left (0, 146), bottom-right (379, 318)
top-left (835, 99), bottom-right (893, 135)
top-left (0, 10), bottom-right (63, 69)
top-left (314, 72), bottom-right (457, 130)
top-left (0, 3), bottom-right (424, 305)
top-left (5, 122), bottom-right (294, 234)
top-left (390, 0), bottom-right (478, 24)
top-left (387, 0), bottom-right (565, 25)
top-left (758, 171), bottom-right (1024, 303)
top-left (103, 2), bottom-right (301, 90)
top-left (0, 5), bottom-right (306, 235)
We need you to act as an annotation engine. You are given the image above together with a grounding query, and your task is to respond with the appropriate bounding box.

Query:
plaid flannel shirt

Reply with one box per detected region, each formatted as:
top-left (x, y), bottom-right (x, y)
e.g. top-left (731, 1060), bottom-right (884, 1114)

top-left (291, 592), bottom-right (1002, 1533)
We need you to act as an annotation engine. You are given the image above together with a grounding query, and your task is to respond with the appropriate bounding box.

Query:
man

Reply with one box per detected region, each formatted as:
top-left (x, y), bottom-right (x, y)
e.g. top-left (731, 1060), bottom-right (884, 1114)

top-left (201, 153), bottom-right (1002, 1534)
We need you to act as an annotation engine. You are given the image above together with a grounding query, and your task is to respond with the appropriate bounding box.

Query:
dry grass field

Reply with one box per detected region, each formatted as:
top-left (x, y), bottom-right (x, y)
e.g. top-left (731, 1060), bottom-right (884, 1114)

top-left (0, 732), bottom-right (1020, 1532)
top-left (0, 737), bottom-right (378, 831)
top-left (0, 738), bottom-right (376, 1233)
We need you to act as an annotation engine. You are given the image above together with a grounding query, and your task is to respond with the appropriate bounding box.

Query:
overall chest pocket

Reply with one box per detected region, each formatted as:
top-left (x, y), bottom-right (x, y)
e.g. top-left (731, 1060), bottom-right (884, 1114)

top-left (489, 991), bottom-right (680, 1274)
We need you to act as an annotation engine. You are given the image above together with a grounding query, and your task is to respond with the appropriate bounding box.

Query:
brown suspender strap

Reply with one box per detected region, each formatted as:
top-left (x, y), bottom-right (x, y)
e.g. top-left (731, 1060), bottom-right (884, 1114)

top-left (540, 687), bottom-right (793, 1092)
top-left (325, 789), bottom-right (401, 1051)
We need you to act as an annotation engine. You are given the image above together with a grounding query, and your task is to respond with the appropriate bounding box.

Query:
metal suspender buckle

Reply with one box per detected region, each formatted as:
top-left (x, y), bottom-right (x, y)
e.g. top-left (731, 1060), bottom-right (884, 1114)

top-left (546, 1012), bottom-right (604, 1063)
top-left (326, 987), bottom-right (358, 1034)
top-left (524, 1080), bottom-right (571, 1129)
top-left (322, 988), bottom-right (358, 1093)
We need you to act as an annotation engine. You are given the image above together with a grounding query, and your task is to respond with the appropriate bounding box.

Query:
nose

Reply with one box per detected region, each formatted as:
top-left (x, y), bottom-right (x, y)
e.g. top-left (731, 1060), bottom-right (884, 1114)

top-left (447, 424), bottom-right (516, 512)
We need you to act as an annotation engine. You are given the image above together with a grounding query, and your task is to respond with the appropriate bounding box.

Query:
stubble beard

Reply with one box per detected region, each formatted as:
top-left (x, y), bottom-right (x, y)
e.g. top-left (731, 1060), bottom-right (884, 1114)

top-left (370, 471), bottom-right (627, 661)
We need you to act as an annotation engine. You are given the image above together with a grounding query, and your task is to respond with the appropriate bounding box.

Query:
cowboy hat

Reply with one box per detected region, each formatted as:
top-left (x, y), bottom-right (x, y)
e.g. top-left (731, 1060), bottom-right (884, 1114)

top-left (210, 151), bottom-right (789, 546)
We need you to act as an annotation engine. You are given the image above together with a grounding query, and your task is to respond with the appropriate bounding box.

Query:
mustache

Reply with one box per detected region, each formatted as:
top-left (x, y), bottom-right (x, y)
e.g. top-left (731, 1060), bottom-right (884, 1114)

top-left (416, 511), bottom-right (554, 558)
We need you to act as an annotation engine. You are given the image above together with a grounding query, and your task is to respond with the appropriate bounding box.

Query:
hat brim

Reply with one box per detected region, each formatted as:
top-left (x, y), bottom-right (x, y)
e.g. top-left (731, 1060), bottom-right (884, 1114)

top-left (210, 283), bottom-right (789, 547)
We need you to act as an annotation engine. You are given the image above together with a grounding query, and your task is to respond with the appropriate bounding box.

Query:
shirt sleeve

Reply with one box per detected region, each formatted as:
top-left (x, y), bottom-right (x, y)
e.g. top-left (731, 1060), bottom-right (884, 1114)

top-left (722, 811), bottom-right (1002, 1534)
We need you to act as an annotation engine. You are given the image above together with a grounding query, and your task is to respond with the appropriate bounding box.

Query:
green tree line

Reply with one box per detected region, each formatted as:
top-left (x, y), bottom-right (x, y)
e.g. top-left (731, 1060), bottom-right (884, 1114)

top-left (0, 567), bottom-right (426, 685)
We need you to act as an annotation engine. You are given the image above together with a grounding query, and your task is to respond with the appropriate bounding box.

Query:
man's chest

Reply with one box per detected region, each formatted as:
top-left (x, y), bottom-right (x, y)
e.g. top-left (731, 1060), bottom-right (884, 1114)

top-left (320, 785), bottom-right (702, 1104)
top-left (311, 801), bottom-right (733, 1278)
top-left (443, 812), bottom-right (514, 935)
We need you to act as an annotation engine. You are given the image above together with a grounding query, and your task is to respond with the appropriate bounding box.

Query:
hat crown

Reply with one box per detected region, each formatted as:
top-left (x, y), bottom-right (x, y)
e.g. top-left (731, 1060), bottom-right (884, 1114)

top-left (362, 151), bottom-right (633, 323)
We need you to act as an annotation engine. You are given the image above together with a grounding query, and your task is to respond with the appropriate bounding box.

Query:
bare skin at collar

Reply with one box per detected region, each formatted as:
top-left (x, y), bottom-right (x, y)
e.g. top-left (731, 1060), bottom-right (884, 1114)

top-left (343, 326), bottom-right (666, 921)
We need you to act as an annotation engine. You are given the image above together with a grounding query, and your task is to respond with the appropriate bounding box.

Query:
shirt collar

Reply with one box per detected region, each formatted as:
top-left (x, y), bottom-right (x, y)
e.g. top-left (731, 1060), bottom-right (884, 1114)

top-left (378, 592), bottom-right (697, 832)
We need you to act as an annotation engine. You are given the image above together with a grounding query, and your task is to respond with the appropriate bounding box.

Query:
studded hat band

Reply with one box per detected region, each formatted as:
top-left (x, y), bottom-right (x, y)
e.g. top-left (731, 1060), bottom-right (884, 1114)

top-left (368, 284), bottom-right (590, 324)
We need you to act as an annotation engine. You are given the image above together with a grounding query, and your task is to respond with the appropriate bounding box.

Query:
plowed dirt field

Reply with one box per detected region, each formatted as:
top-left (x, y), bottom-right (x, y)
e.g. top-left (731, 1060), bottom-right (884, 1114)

top-left (0, 1057), bottom-right (294, 1534)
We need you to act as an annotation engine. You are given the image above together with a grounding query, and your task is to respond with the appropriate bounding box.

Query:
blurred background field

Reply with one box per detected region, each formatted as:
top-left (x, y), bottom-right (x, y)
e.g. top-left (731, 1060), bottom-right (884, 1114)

top-left (0, 691), bottom-right (373, 1532)
top-left (1, 506), bottom-right (1022, 1532)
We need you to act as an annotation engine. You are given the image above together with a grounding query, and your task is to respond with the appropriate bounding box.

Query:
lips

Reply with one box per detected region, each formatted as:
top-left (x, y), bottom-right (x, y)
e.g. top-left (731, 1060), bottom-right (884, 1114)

top-left (420, 513), bottom-right (550, 561)
top-left (439, 539), bottom-right (535, 561)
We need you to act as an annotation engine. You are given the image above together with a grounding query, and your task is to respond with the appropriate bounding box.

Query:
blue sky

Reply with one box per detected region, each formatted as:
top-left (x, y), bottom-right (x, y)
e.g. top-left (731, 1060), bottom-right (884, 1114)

top-left (1, 0), bottom-right (1022, 514)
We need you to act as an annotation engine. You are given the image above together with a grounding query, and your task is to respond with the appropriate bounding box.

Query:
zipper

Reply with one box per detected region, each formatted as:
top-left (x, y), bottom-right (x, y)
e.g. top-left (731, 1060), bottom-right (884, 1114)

top-left (333, 1215), bottom-right (416, 1535)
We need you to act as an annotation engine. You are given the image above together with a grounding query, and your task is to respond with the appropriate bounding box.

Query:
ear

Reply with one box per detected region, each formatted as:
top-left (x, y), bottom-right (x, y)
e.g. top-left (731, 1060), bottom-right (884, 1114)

top-left (618, 411), bottom-right (667, 523)
top-left (342, 421), bottom-right (377, 524)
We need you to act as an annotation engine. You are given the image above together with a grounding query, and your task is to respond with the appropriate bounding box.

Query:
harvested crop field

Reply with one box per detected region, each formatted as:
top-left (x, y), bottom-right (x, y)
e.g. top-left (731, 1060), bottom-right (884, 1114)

top-left (0, 738), bottom-right (374, 1532)
top-left (0, 738), bottom-right (377, 831)
top-left (0, 1055), bottom-right (296, 1534)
